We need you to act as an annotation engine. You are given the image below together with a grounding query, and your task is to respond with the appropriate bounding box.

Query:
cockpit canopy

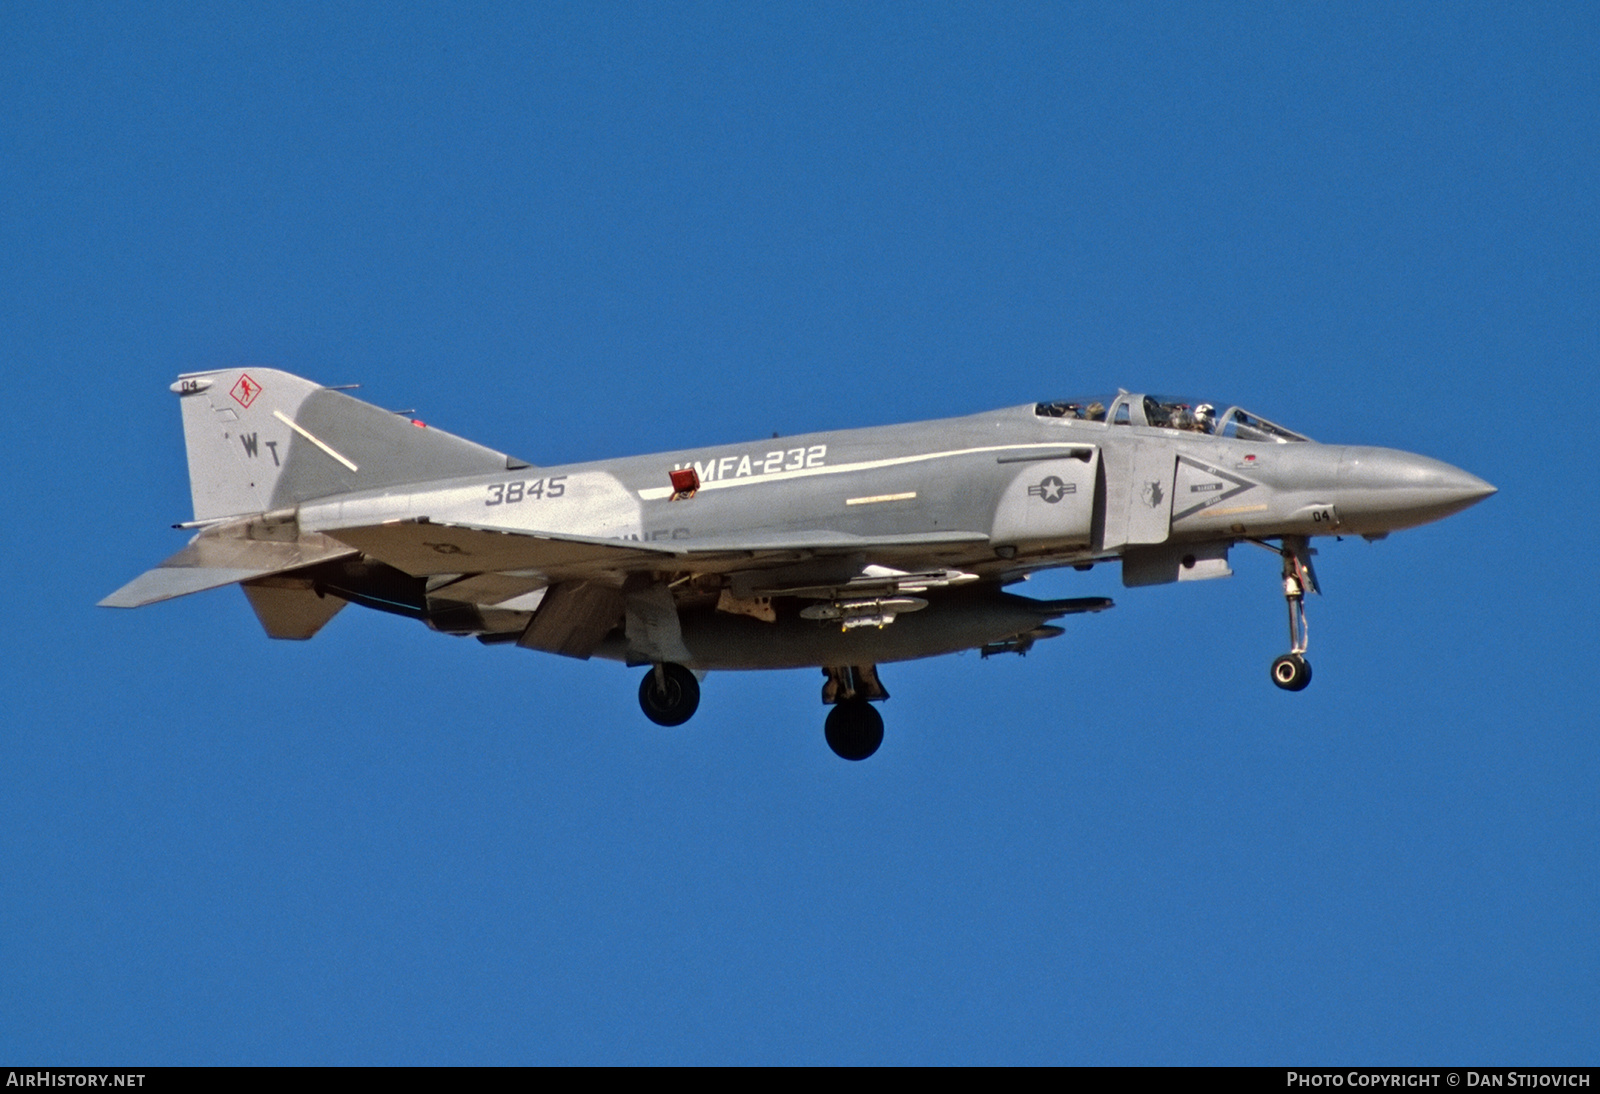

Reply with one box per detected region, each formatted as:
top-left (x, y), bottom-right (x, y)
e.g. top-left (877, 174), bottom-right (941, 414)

top-left (1034, 392), bottom-right (1310, 443)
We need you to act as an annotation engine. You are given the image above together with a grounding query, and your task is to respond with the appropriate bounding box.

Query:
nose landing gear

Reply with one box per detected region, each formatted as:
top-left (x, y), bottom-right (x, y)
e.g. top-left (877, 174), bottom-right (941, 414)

top-left (1273, 536), bottom-right (1317, 691)
top-left (1254, 535), bottom-right (1318, 692)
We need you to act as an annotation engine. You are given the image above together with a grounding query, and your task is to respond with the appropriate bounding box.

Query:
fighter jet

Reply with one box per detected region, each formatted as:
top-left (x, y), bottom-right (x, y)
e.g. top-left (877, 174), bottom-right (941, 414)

top-left (102, 369), bottom-right (1495, 760)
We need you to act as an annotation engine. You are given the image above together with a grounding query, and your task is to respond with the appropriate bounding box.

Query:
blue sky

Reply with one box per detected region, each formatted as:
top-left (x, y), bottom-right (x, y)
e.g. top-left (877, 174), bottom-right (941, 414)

top-left (3, 3), bottom-right (1595, 1064)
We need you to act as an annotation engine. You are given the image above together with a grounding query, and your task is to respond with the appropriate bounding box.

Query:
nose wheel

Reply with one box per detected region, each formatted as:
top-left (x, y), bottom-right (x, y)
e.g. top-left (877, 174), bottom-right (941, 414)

top-left (1271, 652), bottom-right (1312, 691)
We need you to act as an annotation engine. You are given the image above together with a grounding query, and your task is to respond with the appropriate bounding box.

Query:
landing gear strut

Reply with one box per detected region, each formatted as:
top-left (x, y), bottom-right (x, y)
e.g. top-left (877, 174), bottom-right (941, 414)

top-left (1265, 535), bottom-right (1316, 691)
top-left (638, 662), bottom-right (700, 726)
top-left (821, 664), bottom-right (888, 760)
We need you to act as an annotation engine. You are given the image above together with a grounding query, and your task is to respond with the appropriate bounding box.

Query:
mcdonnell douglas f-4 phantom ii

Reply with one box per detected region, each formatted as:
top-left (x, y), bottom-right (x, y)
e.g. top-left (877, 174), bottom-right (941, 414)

top-left (103, 369), bottom-right (1495, 760)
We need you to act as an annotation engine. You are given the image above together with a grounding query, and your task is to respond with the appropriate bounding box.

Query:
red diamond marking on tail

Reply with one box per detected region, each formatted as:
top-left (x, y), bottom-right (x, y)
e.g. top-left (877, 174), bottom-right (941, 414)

top-left (231, 373), bottom-right (261, 408)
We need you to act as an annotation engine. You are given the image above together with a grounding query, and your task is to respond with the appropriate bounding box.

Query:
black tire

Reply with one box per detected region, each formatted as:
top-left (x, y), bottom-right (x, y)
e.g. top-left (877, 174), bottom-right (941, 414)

top-left (1270, 653), bottom-right (1313, 692)
top-left (824, 699), bottom-right (885, 761)
top-left (638, 663), bottom-right (701, 726)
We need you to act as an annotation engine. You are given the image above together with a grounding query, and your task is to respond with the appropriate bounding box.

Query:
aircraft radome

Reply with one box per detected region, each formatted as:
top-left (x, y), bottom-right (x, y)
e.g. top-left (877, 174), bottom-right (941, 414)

top-left (104, 370), bottom-right (1496, 760)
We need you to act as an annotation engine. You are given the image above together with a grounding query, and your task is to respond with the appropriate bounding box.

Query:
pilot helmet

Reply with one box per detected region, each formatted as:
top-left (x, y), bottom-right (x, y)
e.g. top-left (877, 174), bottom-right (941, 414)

top-left (1195, 403), bottom-right (1215, 428)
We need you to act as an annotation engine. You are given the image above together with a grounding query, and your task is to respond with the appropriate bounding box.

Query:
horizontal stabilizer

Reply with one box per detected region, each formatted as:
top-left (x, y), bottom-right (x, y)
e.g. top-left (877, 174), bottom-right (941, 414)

top-left (99, 528), bottom-right (356, 608)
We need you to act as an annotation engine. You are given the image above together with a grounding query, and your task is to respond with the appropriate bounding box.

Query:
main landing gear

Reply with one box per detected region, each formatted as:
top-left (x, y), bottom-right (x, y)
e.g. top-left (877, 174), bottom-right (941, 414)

top-left (825, 701), bottom-right (884, 761)
top-left (822, 665), bottom-right (889, 761)
top-left (1254, 535), bottom-right (1318, 692)
top-left (638, 662), bottom-right (700, 726)
top-left (636, 661), bottom-right (892, 761)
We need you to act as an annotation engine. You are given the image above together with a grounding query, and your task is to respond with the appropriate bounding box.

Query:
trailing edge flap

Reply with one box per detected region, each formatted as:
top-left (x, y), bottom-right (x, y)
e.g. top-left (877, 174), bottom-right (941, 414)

top-left (99, 529), bottom-right (357, 608)
top-left (326, 521), bottom-right (681, 577)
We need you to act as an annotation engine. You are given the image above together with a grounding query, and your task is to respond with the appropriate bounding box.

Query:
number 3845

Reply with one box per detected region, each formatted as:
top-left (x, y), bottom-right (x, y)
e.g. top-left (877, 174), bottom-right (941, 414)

top-left (485, 476), bottom-right (567, 506)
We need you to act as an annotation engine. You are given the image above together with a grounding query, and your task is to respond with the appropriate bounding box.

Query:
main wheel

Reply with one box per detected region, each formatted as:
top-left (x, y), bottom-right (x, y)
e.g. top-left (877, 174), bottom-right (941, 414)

top-left (638, 663), bottom-right (701, 726)
top-left (824, 699), bottom-right (885, 761)
top-left (1270, 653), bottom-right (1313, 692)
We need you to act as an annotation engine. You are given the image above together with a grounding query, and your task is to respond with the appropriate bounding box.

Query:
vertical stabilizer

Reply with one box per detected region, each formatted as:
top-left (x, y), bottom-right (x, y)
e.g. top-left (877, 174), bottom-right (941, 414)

top-left (175, 370), bottom-right (323, 521)
top-left (172, 368), bottom-right (526, 522)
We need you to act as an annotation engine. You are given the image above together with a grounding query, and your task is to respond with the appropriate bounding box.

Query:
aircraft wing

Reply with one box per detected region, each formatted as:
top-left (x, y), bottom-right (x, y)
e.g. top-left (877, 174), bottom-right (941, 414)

top-left (104, 514), bottom-right (994, 613)
top-left (325, 520), bottom-right (996, 660)
top-left (326, 520), bottom-right (991, 580)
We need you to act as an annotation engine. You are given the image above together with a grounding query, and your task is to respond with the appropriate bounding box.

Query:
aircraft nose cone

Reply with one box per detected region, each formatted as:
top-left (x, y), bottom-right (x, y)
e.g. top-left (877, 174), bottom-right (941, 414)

top-left (1336, 447), bottom-right (1496, 533)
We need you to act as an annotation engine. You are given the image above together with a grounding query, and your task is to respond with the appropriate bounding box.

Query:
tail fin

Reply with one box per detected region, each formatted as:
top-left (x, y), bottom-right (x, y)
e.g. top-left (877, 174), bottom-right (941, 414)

top-left (174, 368), bottom-right (528, 522)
